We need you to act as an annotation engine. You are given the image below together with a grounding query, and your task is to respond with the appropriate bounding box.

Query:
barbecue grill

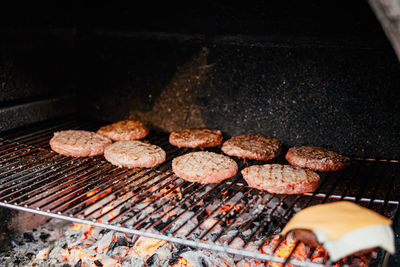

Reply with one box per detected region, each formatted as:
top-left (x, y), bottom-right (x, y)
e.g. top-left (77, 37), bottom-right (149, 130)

top-left (0, 117), bottom-right (399, 266)
top-left (1, 1), bottom-right (400, 266)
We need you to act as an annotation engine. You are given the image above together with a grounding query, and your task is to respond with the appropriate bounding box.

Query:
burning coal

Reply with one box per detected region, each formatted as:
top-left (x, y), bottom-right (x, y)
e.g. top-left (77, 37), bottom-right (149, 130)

top-left (1, 178), bottom-right (377, 266)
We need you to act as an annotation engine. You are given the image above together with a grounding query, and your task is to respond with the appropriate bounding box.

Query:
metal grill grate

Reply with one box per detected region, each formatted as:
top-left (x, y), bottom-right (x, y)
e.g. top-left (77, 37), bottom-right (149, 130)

top-left (0, 117), bottom-right (399, 266)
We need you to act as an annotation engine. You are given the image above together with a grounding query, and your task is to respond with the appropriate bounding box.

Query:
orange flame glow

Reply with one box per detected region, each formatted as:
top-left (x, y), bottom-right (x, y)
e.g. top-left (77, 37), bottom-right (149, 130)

top-left (221, 258), bottom-right (233, 267)
top-left (219, 204), bottom-right (232, 214)
top-left (72, 223), bottom-right (84, 231)
top-left (172, 257), bottom-right (194, 267)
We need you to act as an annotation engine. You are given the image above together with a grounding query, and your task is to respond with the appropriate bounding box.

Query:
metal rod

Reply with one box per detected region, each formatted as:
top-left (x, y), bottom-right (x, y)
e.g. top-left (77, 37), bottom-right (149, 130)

top-left (0, 152), bottom-right (61, 186)
top-left (202, 189), bottom-right (261, 242)
top-left (61, 167), bottom-right (150, 216)
top-left (181, 183), bottom-right (248, 238)
top-left (162, 176), bottom-right (243, 236)
top-left (20, 161), bottom-right (113, 207)
top-left (0, 147), bottom-right (43, 168)
top-left (158, 182), bottom-right (226, 233)
top-left (50, 167), bottom-right (130, 213)
top-left (81, 166), bottom-right (175, 219)
top-left (0, 155), bottom-right (70, 199)
top-left (0, 142), bottom-right (31, 156)
top-left (126, 180), bottom-right (199, 229)
top-left (40, 165), bottom-right (122, 212)
top-left (188, 188), bottom-right (255, 241)
top-left (6, 120), bottom-right (78, 141)
top-left (244, 195), bottom-right (301, 248)
top-left (16, 159), bottom-right (100, 206)
top-left (229, 193), bottom-right (277, 246)
top-left (6, 158), bottom-right (95, 203)
top-left (96, 173), bottom-right (178, 223)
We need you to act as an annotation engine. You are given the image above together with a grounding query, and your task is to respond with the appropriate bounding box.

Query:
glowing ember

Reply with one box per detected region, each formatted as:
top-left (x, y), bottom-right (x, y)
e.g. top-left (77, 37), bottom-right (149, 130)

top-left (221, 257), bottom-right (234, 267)
top-left (219, 204), bottom-right (232, 213)
top-left (132, 237), bottom-right (167, 259)
top-left (267, 232), bottom-right (309, 267)
top-left (9, 181), bottom-right (374, 267)
top-left (173, 257), bottom-right (195, 267)
top-left (72, 223), bottom-right (84, 231)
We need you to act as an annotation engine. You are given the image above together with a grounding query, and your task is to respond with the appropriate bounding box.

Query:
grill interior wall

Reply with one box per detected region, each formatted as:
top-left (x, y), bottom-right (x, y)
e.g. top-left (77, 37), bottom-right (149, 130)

top-left (1, 1), bottom-right (400, 158)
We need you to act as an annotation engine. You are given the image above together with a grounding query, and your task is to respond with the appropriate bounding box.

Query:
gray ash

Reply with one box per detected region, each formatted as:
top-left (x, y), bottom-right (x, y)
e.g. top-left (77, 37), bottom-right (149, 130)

top-left (2, 180), bottom-right (373, 267)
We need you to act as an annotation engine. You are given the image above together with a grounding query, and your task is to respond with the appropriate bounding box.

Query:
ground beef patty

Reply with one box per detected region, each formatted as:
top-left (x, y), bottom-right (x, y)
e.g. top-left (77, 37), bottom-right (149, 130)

top-left (241, 164), bottom-right (320, 194)
top-left (50, 130), bottom-right (112, 157)
top-left (104, 140), bottom-right (166, 168)
top-left (97, 120), bottom-right (149, 141)
top-left (221, 134), bottom-right (282, 161)
top-left (172, 151), bottom-right (238, 184)
top-left (285, 146), bottom-right (350, 171)
top-left (169, 128), bottom-right (223, 148)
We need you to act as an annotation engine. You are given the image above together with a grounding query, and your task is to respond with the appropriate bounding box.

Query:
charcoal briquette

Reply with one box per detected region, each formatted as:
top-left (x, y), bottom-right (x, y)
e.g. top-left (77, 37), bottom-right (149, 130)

top-left (176, 246), bottom-right (191, 255)
top-left (39, 232), bottom-right (50, 242)
top-left (99, 229), bottom-right (111, 235)
top-left (197, 210), bottom-right (208, 221)
top-left (116, 237), bottom-right (129, 246)
top-left (94, 260), bottom-right (103, 267)
top-left (201, 257), bottom-right (208, 267)
top-left (154, 222), bottom-right (167, 231)
top-left (23, 232), bottom-right (36, 243)
top-left (106, 242), bottom-right (117, 256)
top-left (146, 254), bottom-right (158, 266)
top-left (119, 206), bottom-right (128, 213)
top-left (191, 205), bottom-right (202, 213)
top-left (138, 221), bottom-right (149, 229)
top-left (14, 240), bottom-right (24, 246)
top-left (75, 259), bottom-right (83, 267)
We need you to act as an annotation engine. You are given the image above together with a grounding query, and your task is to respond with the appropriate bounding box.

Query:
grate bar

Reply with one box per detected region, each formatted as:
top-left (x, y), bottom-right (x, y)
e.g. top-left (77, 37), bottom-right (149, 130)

top-left (18, 160), bottom-right (111, 207)
top-left (46, 167), bottom-right (130, 213)
top-left (0, 155), bottom-right (69, 199)
top-left (15, 159), bottom-right (100, 205)
top-left (158, 181), bottom-right (226, 233)
top-left (102, 173), bottom-right (179, 224)
top-left (203, 188), bottom-right (261, 242)
top-left (3, 158), bottom-right (95, 204)
top-left (38, 164), bottom-right (119, 211)
top-left (172, 178), bottom-right (246, 236)
top-left (82, 168), bottom-right (176, 219)
top-left (185, 185), bottom-right (252, 239)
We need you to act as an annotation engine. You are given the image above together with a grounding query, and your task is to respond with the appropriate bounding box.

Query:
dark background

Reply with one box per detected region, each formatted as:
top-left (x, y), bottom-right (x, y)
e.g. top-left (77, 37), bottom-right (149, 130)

top-left (1, 0), bottom-right (400, 158)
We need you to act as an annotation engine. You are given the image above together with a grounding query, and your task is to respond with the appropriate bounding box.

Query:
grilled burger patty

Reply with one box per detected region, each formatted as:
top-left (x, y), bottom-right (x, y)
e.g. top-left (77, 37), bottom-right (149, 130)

top-left (241, 164), bottom-right (320, 194)
top-left (50, 130), bottom-right (112, 157)
top-left (172, 151), bottom-right (238, 184)
top-left (104, 140), bottom-right (166, 168)
top-left (97, 120), bottom-right (149, 141)
top-left (169, 128), bottom-right (223, 148)
top-left (285, 146), bottom-right (350, 171)
top-left (221, 134), bottom-right (282, 161)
